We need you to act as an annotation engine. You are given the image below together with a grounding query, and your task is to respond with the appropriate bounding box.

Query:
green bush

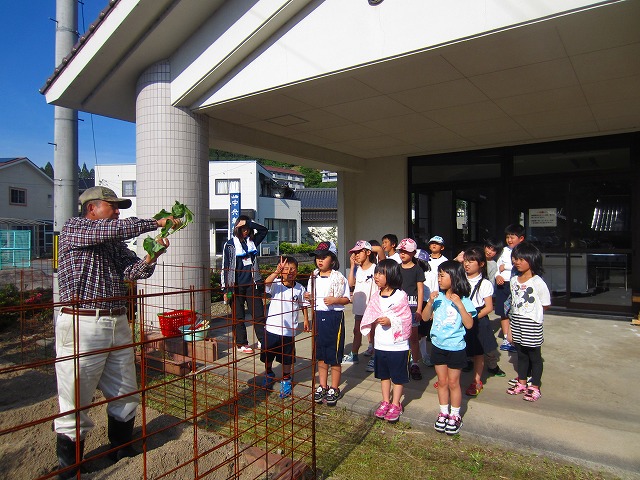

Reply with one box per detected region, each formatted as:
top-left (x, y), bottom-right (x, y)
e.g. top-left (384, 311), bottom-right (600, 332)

top-left (210, 270), bottom-right (223, 302)
top-left (0, 284), bottom-right (20, 330)
top-left (279, 242), bottom-right (317, 254)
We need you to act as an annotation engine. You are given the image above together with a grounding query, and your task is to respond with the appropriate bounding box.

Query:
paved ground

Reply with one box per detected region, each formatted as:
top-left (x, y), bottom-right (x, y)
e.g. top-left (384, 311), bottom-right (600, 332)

top-left (289, 305), bottom-right (640, 479)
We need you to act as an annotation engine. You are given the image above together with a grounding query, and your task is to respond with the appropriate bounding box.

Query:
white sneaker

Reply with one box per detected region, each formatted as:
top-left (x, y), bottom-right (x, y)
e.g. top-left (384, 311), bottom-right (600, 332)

top-left (366, 358), bottom-right (375, 372)
top-left (363, 345), bottom-right (374, 357)
top-left (237, 345), bottom-right (253, 354)
top-left (256, 341), bottom-right (262, 350)
top-left (342, 352), bottom-right (359, 364)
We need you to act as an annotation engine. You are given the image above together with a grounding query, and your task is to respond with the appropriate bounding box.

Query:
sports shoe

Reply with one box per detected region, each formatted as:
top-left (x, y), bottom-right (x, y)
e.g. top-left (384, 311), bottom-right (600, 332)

top-left (445, 414), bottom-right (463, 435)
top-left (462, 360), bottom-right (474, 372)
top-left (374, 401), bottom-right (391, 419)
top-left (342, 352), bottom-right (359, 364)
top-left (465, 381), bottom-right (483, 397)
top-left (499, 339), bottom-right (512, 351)
top-left (384, 404), bottom-right (403, 423)
top-left (434, 412), bottom-right (448, 432)
top-left (314, 386), bottom-right (326, 404)
top-left (523, 385), bottom-right (541, 402)
top-left (422, 354), bottom-right (434, 367)
top-left (488, 366), bottom-right (506, 377)
top-left (366, 358), bottom-right (375, 372)
top-left (410, 364), bottom-right (422, 381)
top-left (279, 378), bottom-right (292, 398)
top-left (325, 387), bottom-right (340, 406)
top-left (508, 376), bottom-right (532, 387)
top-left (507, 382), bottom-right (528, 395)
top-left (237, 345), bottom-right (253, 354)
top-left (363, 344), bottom-right (374, 356)
top-left (261, 371), bottom-right (276, 390)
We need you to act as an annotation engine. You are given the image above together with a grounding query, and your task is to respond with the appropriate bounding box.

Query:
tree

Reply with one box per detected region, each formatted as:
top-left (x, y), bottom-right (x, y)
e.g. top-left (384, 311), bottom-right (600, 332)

top-left (41, 162), bottom-right (54, 179)
top-left (78, 163), bottom-right (93, 179)
top-left (300, 167), bottom-right (323, 188)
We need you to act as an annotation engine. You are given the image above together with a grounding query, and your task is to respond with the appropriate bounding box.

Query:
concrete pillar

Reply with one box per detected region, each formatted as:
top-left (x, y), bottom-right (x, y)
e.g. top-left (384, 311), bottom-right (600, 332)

top-left (136, 60), bottom-right (210, 324)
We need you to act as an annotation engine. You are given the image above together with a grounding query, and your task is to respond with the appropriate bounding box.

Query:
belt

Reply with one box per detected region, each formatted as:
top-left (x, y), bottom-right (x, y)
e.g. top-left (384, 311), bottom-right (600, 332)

top-left (61, 307), bottom-right (127, 316)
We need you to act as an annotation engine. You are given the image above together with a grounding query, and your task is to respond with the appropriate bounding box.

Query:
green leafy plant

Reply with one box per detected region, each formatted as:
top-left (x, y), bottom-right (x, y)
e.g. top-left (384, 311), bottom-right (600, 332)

top-left (143, 201), bottom-right (194, 257)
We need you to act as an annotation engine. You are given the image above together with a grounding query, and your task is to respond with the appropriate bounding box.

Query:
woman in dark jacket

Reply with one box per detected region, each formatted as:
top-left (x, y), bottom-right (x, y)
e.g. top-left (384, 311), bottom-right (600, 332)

top-left (221, 215), bottom-right (268, 353)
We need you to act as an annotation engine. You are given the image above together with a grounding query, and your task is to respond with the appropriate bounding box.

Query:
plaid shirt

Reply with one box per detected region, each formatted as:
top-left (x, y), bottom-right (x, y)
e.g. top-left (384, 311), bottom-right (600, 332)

top-left (58, 216), bottom-right (159, 309)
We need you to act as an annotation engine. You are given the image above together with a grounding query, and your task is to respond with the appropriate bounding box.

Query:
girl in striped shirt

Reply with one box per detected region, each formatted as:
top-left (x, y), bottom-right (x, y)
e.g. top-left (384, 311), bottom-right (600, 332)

top-left (506, 242), bottom-right (551, 402)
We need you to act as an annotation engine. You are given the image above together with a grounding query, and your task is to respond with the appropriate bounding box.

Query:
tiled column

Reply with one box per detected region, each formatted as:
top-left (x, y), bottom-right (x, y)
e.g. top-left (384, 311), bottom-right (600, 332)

top-left (136, 60), bottom-right (210, 323)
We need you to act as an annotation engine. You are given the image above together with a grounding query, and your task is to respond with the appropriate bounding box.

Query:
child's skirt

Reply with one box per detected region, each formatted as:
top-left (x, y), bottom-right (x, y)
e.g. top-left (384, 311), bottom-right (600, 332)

top-left (464, 314), bottom-right (498, 356)
top-left (509, 315), bottom-right (543, 347)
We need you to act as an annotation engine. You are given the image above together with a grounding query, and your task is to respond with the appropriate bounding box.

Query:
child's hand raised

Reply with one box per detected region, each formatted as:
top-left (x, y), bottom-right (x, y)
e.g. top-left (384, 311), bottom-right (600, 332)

top-left (429, 291), bottom-right (439, 302)
top-left (349, 253), bottom-right (356, 268)
top-left (450, 293), bottom-right (463, 306)
top-left (275, 256), bottom-right (286, 275)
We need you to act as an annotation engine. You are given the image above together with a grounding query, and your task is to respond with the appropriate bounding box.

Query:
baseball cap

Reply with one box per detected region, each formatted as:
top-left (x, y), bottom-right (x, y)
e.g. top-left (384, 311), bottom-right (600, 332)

top-left (429, 235), bottom-right (445, 245)
top-left (397, 238), bottom-right (417, 253)
top-left (309, 241), bottom-right (338, 257)
top-left (349, 240), bottom-right (372, 253)
top-left (79, 186), bottom-right (132, 209)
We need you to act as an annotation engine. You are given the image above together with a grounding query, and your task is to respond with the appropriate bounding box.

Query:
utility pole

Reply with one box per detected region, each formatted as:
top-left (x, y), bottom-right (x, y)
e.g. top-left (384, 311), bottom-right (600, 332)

top-left (52, 0), bottom-right (78, 306)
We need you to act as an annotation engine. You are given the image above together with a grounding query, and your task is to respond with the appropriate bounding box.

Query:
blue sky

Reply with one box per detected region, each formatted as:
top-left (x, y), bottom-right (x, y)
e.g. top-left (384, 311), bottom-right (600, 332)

top-left (0, 1), bottom-right (135, 169)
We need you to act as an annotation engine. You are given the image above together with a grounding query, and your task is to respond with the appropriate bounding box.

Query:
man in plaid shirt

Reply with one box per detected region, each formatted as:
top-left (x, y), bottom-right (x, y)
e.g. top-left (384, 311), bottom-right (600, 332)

top-left (54, 186), bottom-right (179, 478)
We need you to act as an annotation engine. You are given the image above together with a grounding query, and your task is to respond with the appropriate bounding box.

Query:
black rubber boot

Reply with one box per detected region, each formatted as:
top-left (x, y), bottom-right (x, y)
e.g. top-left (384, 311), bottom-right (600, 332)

top-left (107, 415), bottom-right (137, 462)
top-left (56, 433), bottom-right (84, 479)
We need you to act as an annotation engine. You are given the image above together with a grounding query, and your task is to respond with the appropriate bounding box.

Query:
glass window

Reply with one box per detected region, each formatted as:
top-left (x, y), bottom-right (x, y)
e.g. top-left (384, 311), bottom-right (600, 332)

top-left (215, 179), bottom-right (241, 195)
top-left (265, 218), bottom-right (297, 243)
top-left (10, 188), bottom-right (26, 205)
top-left (122, 180), bottom-right (136, 197)
top-left (514, 148), bottom-right (630, 176)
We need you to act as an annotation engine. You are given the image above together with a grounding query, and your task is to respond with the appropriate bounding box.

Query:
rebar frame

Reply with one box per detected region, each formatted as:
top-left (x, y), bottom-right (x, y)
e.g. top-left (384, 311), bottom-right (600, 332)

top-left (0, 261), bottom-right (317, 479)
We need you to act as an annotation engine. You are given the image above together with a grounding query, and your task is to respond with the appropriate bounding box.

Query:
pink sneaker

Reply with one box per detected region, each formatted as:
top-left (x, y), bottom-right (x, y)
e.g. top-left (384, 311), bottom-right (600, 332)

top-left (384, 403), bottom-right (403, 423)
top-left (374, 401), bottom-right (391, 419)
top-left (524, 385), bottom-right (542, 402)
top-left (507, 382), bottom-right (527, 395)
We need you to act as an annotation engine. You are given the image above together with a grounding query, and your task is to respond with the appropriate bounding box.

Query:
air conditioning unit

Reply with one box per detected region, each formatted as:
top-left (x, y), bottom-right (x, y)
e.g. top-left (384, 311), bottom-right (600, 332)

top-left (261, 245), bottom-right (271, 256)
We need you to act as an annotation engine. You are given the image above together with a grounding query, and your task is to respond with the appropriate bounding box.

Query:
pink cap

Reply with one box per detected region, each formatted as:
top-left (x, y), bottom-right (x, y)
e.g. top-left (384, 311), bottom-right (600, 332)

top-left (397, 238), bottom-right (417, 253)
top-left (349, 240), bottom-right (372, 253)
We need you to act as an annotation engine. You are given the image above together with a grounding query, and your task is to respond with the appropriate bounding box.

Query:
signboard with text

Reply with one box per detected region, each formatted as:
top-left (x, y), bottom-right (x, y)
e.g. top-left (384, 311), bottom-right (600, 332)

top-left (529, 208), bottom-right (557, 227)
top-left (229, 193), bottom-right (241, 237)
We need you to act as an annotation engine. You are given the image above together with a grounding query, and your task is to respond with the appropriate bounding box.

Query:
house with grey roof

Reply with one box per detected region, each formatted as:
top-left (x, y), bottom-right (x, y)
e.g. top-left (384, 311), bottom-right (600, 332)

top-left (0, 157), bottom-right (54, 259)
top-left (295, 188), bottom-right (337, 245)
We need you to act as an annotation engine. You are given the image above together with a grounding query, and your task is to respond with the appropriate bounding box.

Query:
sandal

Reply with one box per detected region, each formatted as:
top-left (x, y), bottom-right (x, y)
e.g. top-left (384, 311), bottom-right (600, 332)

top-left (465, 381), bottom-right (483, 397)
top-left (507, 382), bottom-right (528, 395)
top-left (524, 386), bottom-right (541, 402)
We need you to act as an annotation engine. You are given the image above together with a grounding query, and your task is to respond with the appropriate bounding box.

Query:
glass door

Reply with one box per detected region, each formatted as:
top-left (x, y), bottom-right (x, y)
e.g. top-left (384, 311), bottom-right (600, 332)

top-left (566, 177), bottom-right (632, 310)
top-left (512, 181), bottom-right (569, 307)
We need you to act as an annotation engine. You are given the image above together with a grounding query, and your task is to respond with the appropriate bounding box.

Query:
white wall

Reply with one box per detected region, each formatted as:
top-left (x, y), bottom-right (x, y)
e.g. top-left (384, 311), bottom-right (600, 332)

top-left (208, 160), bottom-right (259, 212)
top-left (1, 161), bottom-right (53, 221)
top-left (94, 164), bottom-right (138, 219)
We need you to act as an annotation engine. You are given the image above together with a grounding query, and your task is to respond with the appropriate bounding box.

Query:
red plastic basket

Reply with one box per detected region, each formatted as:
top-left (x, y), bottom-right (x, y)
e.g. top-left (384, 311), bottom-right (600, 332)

top-left (158, 310), bottom-right (195, 336)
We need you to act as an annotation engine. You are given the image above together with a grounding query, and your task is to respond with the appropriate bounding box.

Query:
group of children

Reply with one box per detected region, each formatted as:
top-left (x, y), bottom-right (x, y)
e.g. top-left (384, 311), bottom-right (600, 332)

top-left (254, 225), bottom-right (551, 435)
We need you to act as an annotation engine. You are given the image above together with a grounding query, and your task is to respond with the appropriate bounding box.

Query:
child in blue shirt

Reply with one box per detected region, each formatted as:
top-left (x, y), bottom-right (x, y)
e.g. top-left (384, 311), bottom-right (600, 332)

top-left (421, 261), bottom-right (476, 436)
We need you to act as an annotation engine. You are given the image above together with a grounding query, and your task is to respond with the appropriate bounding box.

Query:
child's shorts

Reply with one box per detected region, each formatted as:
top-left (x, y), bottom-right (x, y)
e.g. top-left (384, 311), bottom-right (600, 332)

top-left (465, 315), bottom-right (499, 356)
top-left (494, 283), bottom-right (510, 318)
top-left (315, 310), bottom-right (345, 366)
top-left (374, 349), bottom-right (410, 385)
top-left (260, 331), bottom-right (296, 365)
top-left (431, 345), bottom-right (467, 370)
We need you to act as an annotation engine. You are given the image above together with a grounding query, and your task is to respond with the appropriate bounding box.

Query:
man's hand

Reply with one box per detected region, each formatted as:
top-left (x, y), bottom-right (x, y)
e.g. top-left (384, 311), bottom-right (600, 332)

top-left (145, 237), bottom-right (169, 263)
top-left (156, 216), bottom-right (181, 229)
